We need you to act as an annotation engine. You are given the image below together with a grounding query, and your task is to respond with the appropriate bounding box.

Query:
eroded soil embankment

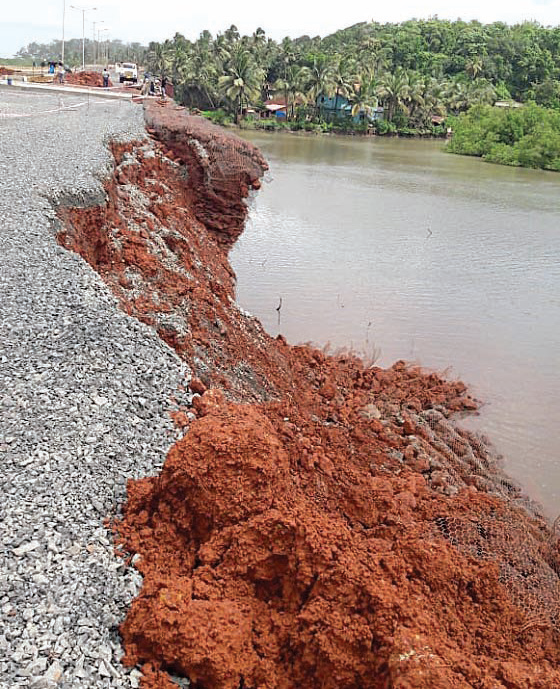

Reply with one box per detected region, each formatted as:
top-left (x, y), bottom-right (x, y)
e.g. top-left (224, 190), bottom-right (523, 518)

top-left (57, 104), bottom-right (560, 689)
top-left (65, 70), bottom-right (113, 87)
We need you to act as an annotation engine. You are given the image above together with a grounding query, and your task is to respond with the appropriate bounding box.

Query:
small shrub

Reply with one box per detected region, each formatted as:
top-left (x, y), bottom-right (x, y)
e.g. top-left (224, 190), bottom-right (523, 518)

top-left (374, 120), bottom-right (397, 135)
top-left (201, 109), bottom-right (233, 126)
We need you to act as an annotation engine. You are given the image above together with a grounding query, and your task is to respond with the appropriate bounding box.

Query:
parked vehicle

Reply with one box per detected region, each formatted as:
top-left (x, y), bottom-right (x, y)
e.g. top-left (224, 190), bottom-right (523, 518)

top-left (119, 62), bottom-right (138, 84)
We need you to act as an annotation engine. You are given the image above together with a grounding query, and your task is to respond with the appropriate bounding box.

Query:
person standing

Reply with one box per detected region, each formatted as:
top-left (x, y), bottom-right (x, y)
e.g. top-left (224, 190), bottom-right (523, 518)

top-left (102, 67), bottom-right (110, 88)
top-left (140, 75), bottom-right (152, 96)
top-left (57, 63), bottom-right (65, 84)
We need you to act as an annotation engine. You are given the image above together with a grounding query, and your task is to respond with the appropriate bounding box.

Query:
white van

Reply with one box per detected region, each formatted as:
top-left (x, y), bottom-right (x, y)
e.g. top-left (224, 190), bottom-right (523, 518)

top-left (119, 62), bottom-right (138, 83)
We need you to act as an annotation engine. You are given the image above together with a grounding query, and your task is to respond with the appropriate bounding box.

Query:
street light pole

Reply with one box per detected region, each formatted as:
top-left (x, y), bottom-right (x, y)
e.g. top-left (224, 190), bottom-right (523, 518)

top-left (71, 5), bottom-right (97, 70)
top-left (91, 20), bottom-right (104, 65)
top-left (98, 28), bottom-right (109, 66)
top-left (61, 0), bottom-right (66, 65)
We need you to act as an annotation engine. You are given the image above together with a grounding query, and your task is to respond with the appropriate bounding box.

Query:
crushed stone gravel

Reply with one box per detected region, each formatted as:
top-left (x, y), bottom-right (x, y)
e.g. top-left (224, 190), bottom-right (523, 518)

top-left (0, 90), bottom-right (192, 688)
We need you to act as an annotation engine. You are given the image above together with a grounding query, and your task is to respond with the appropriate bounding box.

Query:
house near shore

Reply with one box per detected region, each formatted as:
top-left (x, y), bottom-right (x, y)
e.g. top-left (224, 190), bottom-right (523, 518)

top-left (316, 94), bottom-right (384, 123)
top-left (262, 96), bottom-right (307, 119)
top-left (261, 94), bottom-right (384, 123)
top-left (263, 98), bottom-right (288, 118)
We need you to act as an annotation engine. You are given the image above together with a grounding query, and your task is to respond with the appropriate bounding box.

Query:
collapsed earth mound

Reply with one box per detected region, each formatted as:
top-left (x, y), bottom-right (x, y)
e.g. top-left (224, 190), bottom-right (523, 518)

top-left (116, 381), bottom-right (560, 689)
top-left (144, 102), bottom-right (267, 245)
top-left (65, 70), bottom-right (112, 87)
top-left (56, 103), bottom-right (560, 688)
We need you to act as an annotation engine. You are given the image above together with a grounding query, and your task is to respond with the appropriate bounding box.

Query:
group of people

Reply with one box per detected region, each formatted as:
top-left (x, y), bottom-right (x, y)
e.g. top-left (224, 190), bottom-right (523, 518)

top-left (140, 73), bottom-right (171, 98)
top-left (43, 61), bottom-right (65, 83)
top-left (37, 63), bottom-right (172, 95)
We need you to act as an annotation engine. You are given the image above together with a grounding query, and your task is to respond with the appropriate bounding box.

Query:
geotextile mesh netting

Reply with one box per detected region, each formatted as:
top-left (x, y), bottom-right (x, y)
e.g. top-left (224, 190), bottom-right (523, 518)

top-left (415, 409), bottom-right (560, 630)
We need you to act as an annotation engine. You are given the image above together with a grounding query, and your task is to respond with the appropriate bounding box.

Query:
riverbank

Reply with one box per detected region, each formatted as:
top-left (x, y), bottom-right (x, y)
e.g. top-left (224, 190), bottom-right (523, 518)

top-left (202, 110), bottom-right (448, 139)
top-left (56, 101), bottom-right (560, 688)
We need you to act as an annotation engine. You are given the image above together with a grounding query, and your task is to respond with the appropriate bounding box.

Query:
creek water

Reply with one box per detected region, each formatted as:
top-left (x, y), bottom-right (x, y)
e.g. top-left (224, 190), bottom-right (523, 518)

top-left (231, 131), bottom-right (560, 518)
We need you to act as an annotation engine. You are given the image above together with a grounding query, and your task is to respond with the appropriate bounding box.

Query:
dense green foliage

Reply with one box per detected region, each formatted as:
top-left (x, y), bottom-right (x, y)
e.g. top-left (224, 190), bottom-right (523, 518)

top-left (447, 102), bottom-right (560, 170)
top-left (141, 19), bottom-right (559, 136)
top-left (14, 19), bottom-right (560, 166)
top-left (14, 38), bottom-right (147, 67)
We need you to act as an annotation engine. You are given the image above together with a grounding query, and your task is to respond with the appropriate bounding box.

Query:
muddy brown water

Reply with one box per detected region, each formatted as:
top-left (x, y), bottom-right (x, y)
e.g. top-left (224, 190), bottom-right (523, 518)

top-left (231, 132), bottom-right (560, 518)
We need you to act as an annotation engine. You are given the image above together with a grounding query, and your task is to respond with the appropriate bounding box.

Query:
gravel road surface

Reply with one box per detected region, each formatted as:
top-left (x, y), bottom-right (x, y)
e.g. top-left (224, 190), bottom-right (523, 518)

top-left (0, 90), bottom-right (191, 687)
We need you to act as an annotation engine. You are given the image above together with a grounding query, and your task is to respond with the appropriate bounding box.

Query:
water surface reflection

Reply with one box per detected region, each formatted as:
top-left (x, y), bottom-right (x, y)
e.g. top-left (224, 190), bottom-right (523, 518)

top-left (232, 132), bottom-right (560, 517)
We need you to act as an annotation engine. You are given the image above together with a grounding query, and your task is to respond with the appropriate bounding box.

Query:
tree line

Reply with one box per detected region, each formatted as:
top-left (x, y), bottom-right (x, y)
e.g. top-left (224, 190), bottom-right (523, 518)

top-left (15, 20), bottom-right (560, 169)
top-left (15, 39), bottom-right (148, 67)
top-left (142, 19), bottom-right (560, 134)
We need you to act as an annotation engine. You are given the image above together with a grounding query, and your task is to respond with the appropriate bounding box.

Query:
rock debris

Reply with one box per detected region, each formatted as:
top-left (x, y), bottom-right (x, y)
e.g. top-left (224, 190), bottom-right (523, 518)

top-left (0, 90), bottom-right (191, 688)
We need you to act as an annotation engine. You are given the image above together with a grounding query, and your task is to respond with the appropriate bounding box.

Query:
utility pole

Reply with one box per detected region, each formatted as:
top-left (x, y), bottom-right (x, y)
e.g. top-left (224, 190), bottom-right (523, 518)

top-left (71, 5), bottom-right (96, 70)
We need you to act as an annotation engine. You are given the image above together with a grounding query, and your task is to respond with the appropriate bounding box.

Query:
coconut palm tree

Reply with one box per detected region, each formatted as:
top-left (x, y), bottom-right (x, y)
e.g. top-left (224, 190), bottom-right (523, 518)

top-left (174, 48), bottom-right (218, 109)
top-left (218, 47), bottom-right (264, 122)
top-left (213, 34), bottom-right (230, 65)
top-left (224, 24), bottom-right (240, 47)
top-left (301, 55), bottom-right (336, 118)
top-left (465, 57), bottom-right (484, 79)
top-left (147, 41), bottom-right (171, 80)
top-left (251, 27), bottom-right (267, 53)
top-left (406, 74), bottom-right (446, 127)
top-left (350, 77), bottom-right (378, 119)
top-left (444, 77), bottom-right (494, 114)
top-left (376, 68), bottom-right (410, 122)
top-left (274, 64), bottom-right (307, 120)
top-left (332, 56), bottom-right (356, 114)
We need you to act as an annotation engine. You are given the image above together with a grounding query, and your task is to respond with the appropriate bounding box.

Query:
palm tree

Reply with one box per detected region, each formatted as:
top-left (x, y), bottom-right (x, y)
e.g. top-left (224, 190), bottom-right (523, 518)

top-left (218, 47), bottom-right (264, 122)
top-left (224, 24), bottom-right (240, 47)
top-left (174, 48), bottom-right (218, 109)
top-left (465, 57), bottom-right (484, 79)
top-left (252, 27), bottom-right (267, 53)
top-left (350, 77), bottom-right (378, 119)
top-left (213, 34), bottom-right (230, 65)
top-left (445, 80), bottom-right (472, 114)
top-left (444, 77), bottom-right (495, 114)
top-left (279, 37), bottom-right (297, 69)
top-left (332, 56), bottom-right (355, 115)
top-left (406, 74), bottom-right (446, 127)
top-left (275, 64), bottom-right (307, 120)
top-left (147, 41), bottom-right (171, 80)
top-left (376, 68), bottom-right (410, 122)
top-left (301, 55), bottom-right (336, 118)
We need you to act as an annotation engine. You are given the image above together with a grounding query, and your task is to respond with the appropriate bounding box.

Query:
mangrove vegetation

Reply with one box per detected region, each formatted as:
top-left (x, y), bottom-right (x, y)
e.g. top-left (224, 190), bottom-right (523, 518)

top-left (447, 103), bottom-right (560, 170)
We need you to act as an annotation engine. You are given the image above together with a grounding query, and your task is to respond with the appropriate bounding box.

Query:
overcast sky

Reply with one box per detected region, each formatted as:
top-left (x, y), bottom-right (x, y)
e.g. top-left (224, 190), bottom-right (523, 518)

top-left (2, 0), bottom-right (560, 58)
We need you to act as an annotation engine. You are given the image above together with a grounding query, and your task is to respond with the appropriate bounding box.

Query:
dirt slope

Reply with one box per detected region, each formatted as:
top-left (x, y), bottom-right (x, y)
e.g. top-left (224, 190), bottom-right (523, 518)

top-left (57, 103), bottom-right (560, 689)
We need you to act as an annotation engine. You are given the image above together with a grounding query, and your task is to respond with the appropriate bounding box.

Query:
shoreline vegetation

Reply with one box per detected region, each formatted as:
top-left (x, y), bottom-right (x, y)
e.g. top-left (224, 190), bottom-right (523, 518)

top-left (202, 107), bottom-right (448, 138)
top-left (14, 17), bottom-right (560, 170)
top-left (447, 102), bottom-right (560, 170)
top-left (155, 17), bottom-right (559, 171)
top-left (202, 103), bottom-right (560, 173)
